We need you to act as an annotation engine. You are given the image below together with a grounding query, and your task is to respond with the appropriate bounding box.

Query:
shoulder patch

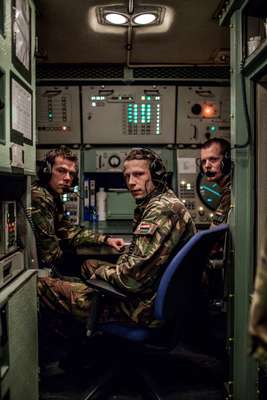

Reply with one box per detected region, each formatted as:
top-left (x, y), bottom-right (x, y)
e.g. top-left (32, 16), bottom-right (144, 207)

top-left (134, 222), bottom-right (158, 235)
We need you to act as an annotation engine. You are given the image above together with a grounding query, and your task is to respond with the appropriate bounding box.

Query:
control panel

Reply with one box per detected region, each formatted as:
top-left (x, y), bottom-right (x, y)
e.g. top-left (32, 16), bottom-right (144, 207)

top-left (177, 148), bottom-right (216, 226)
top-left (62, 189), bottom-right (80, 225)
top-left (96, 150), bottom-right (129, 172)
top-left (36, 86), bottom-right (81, 144)
top-left (82, 85), bottom-right (176, 144)
top-left (0, 201), bottom-right (17, 256)
top-left (177, 86), bottom-right (230, 144)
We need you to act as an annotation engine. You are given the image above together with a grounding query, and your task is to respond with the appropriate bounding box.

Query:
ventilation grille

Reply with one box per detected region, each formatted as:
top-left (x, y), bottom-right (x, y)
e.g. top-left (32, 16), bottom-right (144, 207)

top-left (36, 63), bottom-right (230, 82)
top-left (36, 63), bottom-right (124, 80)
top-left (133, 66), bottom-right (230, 80)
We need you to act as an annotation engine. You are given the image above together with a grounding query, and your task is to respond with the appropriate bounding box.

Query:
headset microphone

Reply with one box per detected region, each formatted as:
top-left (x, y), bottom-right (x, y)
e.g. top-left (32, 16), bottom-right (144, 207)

top-left (63, 185), bottom-right (74, 193)
top-left (205, 171), bottom-right (217, 177)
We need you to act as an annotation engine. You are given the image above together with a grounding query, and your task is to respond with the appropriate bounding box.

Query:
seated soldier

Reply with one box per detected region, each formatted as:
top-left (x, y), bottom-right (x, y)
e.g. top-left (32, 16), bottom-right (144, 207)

top-left (200, 138), bottom-right (232, 308)
top-left (32, 146), bottom-right (124, 277)
top-left (37, 148), bottom-right (196, 362)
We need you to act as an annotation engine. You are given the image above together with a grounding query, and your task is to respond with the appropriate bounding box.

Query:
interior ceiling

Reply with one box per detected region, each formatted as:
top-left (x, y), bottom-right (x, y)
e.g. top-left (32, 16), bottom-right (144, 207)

top-left (36, 0), bottom-right (229, 65)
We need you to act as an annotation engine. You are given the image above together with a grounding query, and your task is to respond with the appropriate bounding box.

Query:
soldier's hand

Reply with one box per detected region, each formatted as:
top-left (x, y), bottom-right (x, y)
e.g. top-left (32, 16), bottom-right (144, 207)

top-left (106, 237), bottom-right (125, 252)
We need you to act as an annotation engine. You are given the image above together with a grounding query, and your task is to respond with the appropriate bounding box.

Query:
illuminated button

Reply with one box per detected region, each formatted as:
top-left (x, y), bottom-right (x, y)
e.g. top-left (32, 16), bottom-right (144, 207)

top-left (209, 125), bottom-right (217, 133)
top-left (203, 105), bottom-right (214, 117)
top-left (198, 206), bottom-right (205, 216)
top-left (180, 180), bottom-right (186, 185)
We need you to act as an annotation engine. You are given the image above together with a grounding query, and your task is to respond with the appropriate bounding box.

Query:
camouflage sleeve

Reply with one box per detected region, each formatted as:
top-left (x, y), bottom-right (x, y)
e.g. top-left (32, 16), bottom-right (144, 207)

top-left (93, 202), bottom-right (189, 293)
top-left (211, 184), bottom-right (231, 226)
top-left (31, 192), bottom-right (64, 268)
top-left (31, 192), bottom-right (107, 269)
top-left (249, 228), bottom-right (267, 362)
top-left (56, 214), bottom-right (107, 247)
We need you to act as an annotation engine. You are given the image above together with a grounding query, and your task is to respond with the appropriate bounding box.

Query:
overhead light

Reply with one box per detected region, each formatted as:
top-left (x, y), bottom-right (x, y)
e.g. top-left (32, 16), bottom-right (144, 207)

top-left (132, 13), bottom-right (157, 25)
top-left (96, 6), bottom-right (165, 27)
top-left (104, 12), bottom-right (128, 25)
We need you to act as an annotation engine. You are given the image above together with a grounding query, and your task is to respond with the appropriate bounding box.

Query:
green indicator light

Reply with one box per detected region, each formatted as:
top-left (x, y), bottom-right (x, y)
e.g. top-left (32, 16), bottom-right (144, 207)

top-left (146, 96), bottom-right (151, 100)
top-left (209, 125), bottom-right (217, 133)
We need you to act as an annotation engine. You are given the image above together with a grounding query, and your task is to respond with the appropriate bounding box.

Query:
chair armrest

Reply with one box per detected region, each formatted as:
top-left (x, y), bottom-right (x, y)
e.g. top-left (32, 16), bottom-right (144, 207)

top-left (85, 278), bottom-right (127, 300)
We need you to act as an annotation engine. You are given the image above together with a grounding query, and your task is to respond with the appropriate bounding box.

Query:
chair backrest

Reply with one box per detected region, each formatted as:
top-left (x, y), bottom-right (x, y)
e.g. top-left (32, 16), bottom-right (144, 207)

top-left (154, 224), bottom-right (229, 325)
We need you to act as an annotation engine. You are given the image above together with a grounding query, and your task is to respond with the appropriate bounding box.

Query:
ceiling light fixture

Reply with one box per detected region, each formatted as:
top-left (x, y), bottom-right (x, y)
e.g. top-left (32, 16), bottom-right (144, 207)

top-left (97, 6), bottom-right (164, 27)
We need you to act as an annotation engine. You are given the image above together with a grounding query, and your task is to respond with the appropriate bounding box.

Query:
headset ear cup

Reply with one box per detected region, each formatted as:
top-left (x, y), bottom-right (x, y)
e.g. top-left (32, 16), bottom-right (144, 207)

top-left (38, 160), bottom-right (52, 184)
top-left (196, 158), bottom-right (204, 174)
top-left (150, 158), bottom-right (167, 182)
top-left (221, 153), bottom-right (231, 175)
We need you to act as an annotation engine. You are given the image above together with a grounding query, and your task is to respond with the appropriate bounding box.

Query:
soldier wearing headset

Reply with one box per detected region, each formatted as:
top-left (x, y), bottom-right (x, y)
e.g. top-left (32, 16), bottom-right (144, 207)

top-left (199, 137), bottom-right (232, 226)
top-left (37, 147), bottom-right (195, 356)
top-left (198, 138), bottom-right (232, 314)
top-left (31, 146), bottom-right (124, 274)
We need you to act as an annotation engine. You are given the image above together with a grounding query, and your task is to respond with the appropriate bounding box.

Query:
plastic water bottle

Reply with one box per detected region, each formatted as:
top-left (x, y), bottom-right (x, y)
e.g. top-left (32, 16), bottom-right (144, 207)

top-left (96, 187), bottom-right (107, 221)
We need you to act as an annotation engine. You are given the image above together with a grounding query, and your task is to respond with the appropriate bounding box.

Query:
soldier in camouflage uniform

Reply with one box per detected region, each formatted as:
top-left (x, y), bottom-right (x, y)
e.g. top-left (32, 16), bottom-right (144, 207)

top-left (32, 146), bottom-right (124, 275)
top-left (200, 138), bottom-right (232, 303)
top-left (249, 223), bottom-right (267, 363)
top-left (37, 148), bottom-right (196, 333)
top-left (200, 138), bottom-right (232, 226)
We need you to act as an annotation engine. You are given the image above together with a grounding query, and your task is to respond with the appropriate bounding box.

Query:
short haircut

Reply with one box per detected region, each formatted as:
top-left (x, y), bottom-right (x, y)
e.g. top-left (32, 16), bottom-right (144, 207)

top-left (45, 145), bottom-right (78, 170)
top-left (124, 148), bottom-right (160, 164)
top-left (201, 138), bottom-right (230, 156)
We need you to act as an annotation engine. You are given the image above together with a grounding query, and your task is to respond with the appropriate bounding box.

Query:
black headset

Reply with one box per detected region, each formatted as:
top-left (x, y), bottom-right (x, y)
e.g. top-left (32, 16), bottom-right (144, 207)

top-left (126, 148), bottom-right (167, 184)
top-left (38, 147), bottom-right (79, 187)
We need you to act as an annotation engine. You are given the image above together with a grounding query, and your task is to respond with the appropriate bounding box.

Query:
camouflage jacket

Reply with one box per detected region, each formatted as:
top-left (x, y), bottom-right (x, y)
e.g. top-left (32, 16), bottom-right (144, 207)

top-left (31, 181), bottom-right (107, 270)
top-left (249, 225), bottom-right (267, 362)
top-left (212, 173), bottom-right (231, 226)
top-left (83, 188), bottom-right (196, 324)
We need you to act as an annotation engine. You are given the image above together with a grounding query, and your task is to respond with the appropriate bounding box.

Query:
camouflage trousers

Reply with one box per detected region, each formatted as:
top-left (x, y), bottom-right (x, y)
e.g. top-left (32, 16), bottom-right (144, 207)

top-left (37, 259), bottom-right (135, 340)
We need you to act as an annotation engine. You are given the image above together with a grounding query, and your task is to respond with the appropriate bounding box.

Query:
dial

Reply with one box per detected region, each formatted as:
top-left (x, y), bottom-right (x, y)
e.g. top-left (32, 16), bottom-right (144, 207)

top-left (108, 155), bottom-right (121, 168)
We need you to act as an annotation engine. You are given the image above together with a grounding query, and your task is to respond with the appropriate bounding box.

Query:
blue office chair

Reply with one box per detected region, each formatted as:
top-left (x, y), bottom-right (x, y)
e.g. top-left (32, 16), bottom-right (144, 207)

top-left (82, 224), bottom-right (229, 400)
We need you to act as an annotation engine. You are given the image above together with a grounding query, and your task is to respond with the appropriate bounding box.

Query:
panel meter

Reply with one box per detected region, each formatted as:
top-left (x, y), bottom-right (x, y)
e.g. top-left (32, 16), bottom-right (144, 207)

top-left (36, 86), bottom-right (81, 144)
top-left (82, 85), bottom-right (176, 144)
top-left (177, 86), bottom-right (230, 144)
top-left (96, 150), bottom-right (129, 172)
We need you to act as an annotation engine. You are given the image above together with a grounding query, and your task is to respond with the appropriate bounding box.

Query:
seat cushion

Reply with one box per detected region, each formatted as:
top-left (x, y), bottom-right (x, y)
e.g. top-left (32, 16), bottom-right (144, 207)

top-left (98, 322), bottom-right (152, 342)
